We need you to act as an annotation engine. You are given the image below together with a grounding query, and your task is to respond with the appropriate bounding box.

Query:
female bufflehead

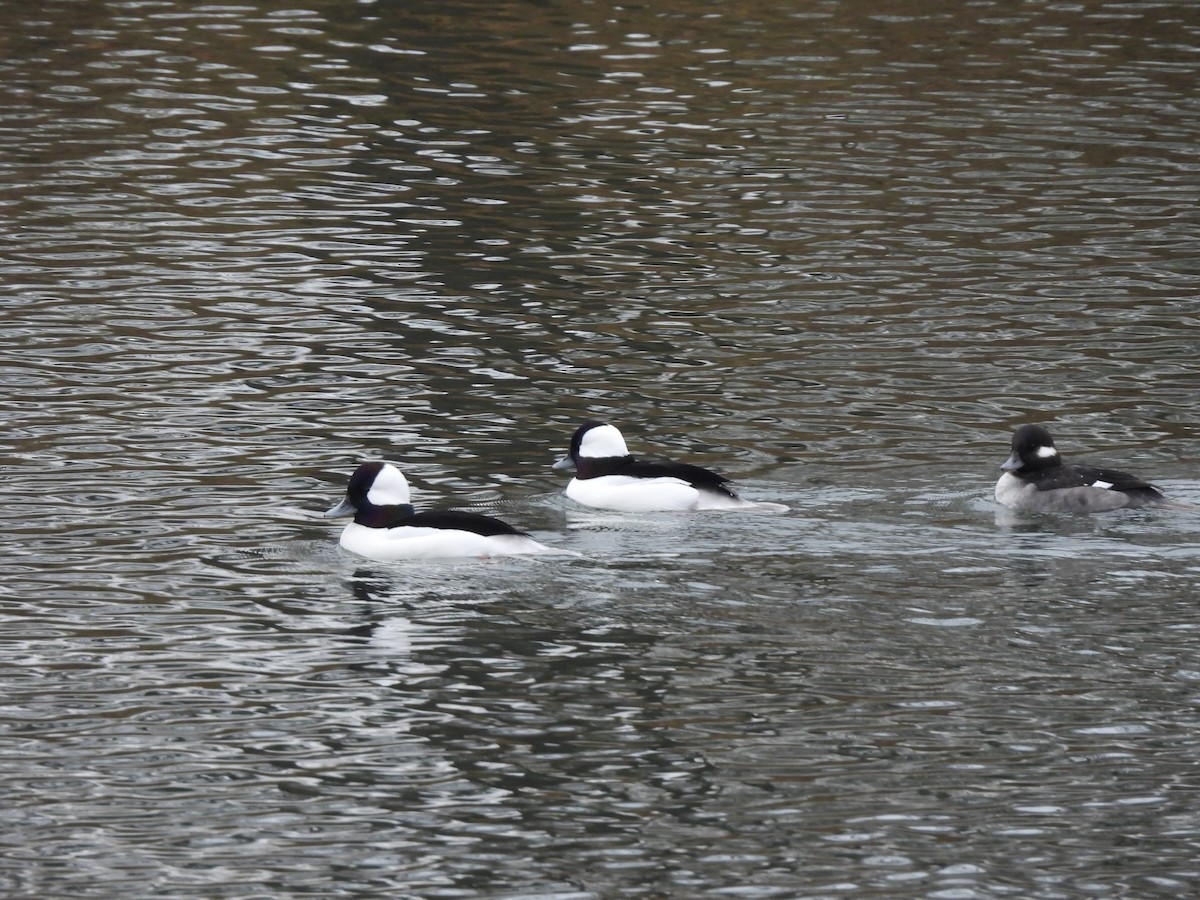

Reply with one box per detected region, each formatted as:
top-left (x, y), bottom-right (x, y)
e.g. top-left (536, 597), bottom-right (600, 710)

top-left (995, 424), bottom-right (1189, 512)
top-left (553, 420), bottom-right (788, 512)
top-left (324, 461), bottom-right (554, 559)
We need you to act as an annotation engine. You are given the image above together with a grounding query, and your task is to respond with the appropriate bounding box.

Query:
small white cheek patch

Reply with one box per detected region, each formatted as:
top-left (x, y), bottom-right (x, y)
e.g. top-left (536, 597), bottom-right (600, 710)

top-left (1091, 480), bottom-right (1114, 490)
top-left (1035, 446), bottom-right (1059, 459)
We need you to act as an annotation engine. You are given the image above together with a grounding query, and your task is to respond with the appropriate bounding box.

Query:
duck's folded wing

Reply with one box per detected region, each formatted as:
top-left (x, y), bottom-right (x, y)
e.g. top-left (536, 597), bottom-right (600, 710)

top-left (1052, 464), bottom-right (1165, 502)
top-left (401, 509), bottom-right (529, 536)
top-left (616, 459), bottom-right (738, 498)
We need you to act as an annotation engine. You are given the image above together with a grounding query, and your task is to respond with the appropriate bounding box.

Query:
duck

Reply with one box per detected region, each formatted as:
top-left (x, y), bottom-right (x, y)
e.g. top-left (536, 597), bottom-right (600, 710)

top-left (995, 424), bottom-right (1191, 512)
top-left (552, 420), bottom-right (788, 512)
top-left (324, 461), bottom-right (554, 559)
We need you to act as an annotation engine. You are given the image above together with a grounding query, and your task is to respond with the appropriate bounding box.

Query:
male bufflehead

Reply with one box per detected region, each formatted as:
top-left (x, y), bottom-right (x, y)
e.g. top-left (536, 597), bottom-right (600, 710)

top-left (995, 424), bottom-right (1190, 512)
top-left (324, 461), bottom-right (554, 559)
top-left (553, 420), bottom-right (788, 512)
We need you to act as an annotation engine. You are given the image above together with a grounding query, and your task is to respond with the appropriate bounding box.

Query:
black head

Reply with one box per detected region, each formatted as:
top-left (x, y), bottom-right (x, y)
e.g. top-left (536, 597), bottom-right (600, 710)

top-left (568, 420), bottom-right (612, 462)
top-left (554, 420), bottom-right (628, 472)
top-left (1002, 424), bottom-right (1061, 474)
top-left (325, 461), bottom-right (415, 526)
top-left (344, 461), bottom-right (387, 509)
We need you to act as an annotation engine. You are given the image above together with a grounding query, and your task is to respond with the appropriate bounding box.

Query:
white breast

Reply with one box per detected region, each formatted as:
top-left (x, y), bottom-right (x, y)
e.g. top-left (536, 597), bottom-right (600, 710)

top-left (994, 472), bottom-right (1033, 509)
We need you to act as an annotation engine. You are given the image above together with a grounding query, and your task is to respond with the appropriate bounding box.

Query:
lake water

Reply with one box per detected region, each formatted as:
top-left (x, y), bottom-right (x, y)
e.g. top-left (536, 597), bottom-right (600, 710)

top-left (3, 0), bottom-right (1200, 896)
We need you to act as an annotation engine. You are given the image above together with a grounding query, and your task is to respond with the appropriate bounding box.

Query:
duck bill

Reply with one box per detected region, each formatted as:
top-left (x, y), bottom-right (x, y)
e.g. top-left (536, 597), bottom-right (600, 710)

top-left (324, 497), bottom-right (358, 518)
top-left (1000, 452), bottom-right (1022, 472)
top-left (551, 455), bottom-right (575, 472)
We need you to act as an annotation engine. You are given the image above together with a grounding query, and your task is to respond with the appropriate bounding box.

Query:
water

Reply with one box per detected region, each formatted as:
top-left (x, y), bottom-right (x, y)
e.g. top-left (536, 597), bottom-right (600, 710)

top-left (3, 0), bottom-right (1200, 896)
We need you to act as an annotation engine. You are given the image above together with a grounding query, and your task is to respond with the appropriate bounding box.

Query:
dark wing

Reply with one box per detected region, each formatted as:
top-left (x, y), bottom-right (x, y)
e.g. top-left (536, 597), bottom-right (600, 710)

top-left (1035, 463), bottom-right (1165, 504)
top-left (614, 458), bottom-right (739, 499)
top-left (401, 509), bottom-right (529, 537)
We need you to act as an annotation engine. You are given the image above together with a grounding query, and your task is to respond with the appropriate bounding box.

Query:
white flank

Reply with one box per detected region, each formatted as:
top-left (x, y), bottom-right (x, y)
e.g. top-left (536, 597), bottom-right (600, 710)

top-left (339, 522), bottom-right (552, 560)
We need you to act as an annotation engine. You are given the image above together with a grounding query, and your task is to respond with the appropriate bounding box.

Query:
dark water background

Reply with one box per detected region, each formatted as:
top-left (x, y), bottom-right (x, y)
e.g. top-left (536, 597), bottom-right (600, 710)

top-left (2, 0), bottom-right (1200, 896)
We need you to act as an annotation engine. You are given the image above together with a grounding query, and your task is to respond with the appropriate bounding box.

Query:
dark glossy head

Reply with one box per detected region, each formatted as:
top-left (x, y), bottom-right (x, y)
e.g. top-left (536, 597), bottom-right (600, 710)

top-left (1001, 424), bottom-right (1060, 473)
top-left (324, 461), bottom-right (411, 517)
top-left (553, 420), bottom-right (630, 470)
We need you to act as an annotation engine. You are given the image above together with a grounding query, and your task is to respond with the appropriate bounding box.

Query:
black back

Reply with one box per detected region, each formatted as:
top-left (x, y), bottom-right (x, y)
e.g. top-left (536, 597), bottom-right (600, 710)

top-left (1026, 462), bottom-right (1165, 503)
top-left (398, 509), bottom-right (529, 537)
top-left (576, 454), bottom-right (739, 499)
top-left (357, 504), bottom-right (529, 536)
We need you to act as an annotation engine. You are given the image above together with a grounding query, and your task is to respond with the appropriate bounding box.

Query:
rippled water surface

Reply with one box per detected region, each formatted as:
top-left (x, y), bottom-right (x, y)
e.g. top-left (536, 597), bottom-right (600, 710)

top-left (3, 0), bottom-right (1200, 896)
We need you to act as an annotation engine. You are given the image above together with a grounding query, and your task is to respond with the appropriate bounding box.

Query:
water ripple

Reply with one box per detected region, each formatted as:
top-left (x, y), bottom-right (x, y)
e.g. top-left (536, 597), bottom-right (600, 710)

top-left (3, 0), bottom-right (1200, 896)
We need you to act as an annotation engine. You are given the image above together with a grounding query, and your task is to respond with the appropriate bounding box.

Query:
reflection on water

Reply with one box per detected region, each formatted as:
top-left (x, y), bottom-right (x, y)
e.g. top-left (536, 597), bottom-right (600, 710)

top-left (2, 0), bottom-right (1200, 895)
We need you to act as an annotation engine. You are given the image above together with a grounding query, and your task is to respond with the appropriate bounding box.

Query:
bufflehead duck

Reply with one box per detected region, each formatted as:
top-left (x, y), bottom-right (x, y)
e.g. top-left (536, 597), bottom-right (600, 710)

top-left (324, 461), bottom-right (554, 559)
top-left (552, 420), bottom-right (788, 512)
top-left (995, 424), bottom-right (1189, 512)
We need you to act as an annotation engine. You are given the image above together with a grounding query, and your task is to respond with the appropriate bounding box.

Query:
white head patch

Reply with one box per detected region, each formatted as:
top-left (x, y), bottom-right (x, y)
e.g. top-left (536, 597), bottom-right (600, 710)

top-left (367, 463), bottom-right (412, 506)
top-left (1035, 445), bottom-right (1059, 459)
top-left (580, 423), bottom-right (630, 458)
